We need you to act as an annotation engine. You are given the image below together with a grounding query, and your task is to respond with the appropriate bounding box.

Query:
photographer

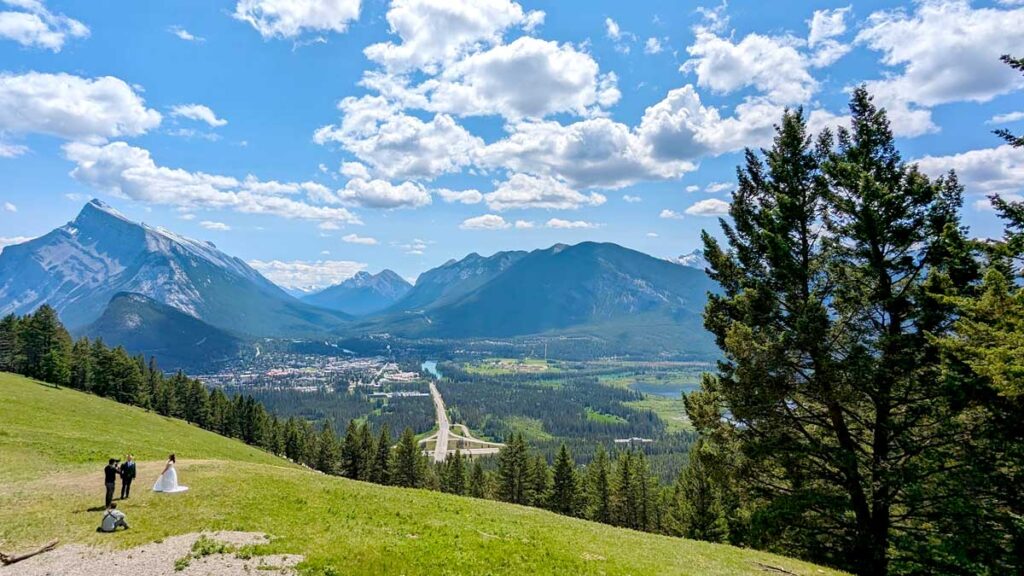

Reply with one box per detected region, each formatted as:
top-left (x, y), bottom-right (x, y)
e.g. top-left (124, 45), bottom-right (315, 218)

top-left (103, 458), bottom-right (120, 507)
top-left (98, 502), bottom-right (129, 532)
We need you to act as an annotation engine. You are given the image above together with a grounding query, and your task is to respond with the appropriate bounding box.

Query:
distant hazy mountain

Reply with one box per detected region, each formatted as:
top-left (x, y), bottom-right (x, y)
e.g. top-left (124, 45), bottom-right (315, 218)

top-left (0, 200), bottom-right (348, 335)
top-left (676, 249), bottom-right (709, 271)
top-left (83, 292), bottom-right (243, 371)
top-left (303, 270), bottom-right (412, 316)
top-left (364, 242), bottom-right (717, 354)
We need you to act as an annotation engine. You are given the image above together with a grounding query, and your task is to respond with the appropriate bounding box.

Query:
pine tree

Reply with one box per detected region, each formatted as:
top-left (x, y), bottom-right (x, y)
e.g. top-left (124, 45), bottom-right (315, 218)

top-left (611, 451), bottom-right (639, 529)
top-left (371, 423), bottom-right (392, 485)
top-left (0, 314), bottom-right (23, 373)
top-left (549, 443), bottom-right (579, 516)
top-left (357, 422), bottom-right (374, 482)
top-left (69, 337), bottom-right (93, 391)
top-left (694, 91), bottom-right (977, 575)
top-left (497, 433), bottom-right (529, 504)
top-left (316, 420), bottom-right (339, 474)
top-left (442, 450), bottom-right (467, 495)
top-left (670, 440), bottom-right (727, 542)
top-left (469, 459), bottom-right (487, 498)
top-left (994, 55), bottom-right (1023, 148)
top-left (340, 420), bottom-right (363, 479)
top-left (526, 453), bottom-right (550, 507)
top-left (586, 444), bottom-right (612, 523)
top-left (391, 427), bottom-right (424, 488)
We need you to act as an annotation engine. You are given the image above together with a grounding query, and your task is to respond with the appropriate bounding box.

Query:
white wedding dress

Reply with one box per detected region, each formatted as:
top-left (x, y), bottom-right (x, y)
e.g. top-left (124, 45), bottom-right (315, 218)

top-left (152, 461), bottom-right (189, 493)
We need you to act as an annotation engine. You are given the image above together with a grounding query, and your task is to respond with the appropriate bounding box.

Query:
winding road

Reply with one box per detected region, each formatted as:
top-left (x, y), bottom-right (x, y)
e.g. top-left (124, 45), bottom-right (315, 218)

top-left (421, 364), bottom-right (503, 462)
top-left (428, 381), bottom-right (450, 464)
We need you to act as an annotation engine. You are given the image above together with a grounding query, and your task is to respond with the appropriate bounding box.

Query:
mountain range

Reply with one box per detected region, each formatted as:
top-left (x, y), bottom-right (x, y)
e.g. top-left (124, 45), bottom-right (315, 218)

top-left (302, 270), bottom-right (411, 316)
top-left (0, 200), bottom-right (348, 336)
top-left (0, 200), bottom-right (718, 361)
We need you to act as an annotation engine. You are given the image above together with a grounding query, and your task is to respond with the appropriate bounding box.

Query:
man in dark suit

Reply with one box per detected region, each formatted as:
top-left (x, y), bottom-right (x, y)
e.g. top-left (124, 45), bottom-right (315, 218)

top-left (103, 459), bottom-right (119, 507)
top-left (119, 454), bottom-right (136, 499)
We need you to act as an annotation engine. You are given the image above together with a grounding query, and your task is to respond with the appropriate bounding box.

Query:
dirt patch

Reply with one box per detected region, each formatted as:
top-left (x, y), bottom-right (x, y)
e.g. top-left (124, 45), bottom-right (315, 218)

top-left (0, 531), bottom-right (302, 576)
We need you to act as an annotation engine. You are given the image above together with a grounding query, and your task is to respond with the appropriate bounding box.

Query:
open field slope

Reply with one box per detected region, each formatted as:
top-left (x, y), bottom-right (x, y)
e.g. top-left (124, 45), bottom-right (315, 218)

top-left (0, 373), bottom-right (845, 576)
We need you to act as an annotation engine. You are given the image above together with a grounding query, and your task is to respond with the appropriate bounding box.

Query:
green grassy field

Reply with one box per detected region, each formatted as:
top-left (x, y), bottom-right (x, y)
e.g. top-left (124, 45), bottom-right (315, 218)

top-left (0, 372), bottom-right (845, 575)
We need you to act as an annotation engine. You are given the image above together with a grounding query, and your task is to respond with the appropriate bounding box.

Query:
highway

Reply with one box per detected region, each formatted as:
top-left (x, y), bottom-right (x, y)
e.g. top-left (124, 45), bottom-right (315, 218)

top-left (428, 381), bottom-right (450, 464)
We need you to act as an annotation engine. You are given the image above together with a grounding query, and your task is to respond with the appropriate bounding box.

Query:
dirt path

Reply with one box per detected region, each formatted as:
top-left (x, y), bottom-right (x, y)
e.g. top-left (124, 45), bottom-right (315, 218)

top-left (0, 531), bottom-right (301, 576)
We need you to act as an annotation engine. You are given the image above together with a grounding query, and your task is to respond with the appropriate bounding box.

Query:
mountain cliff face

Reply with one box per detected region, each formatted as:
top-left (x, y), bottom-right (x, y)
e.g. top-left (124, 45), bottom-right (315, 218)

top-left (361, 242), bottom-right (718, 354)
top-left (390, 250), bottom-right (528, 312)
top-left (0, 200), bottom-right (348, 335)
top-left (83, 292), bottom-right (243, 371)
top-left (303, 270), bottom-right (412, 316)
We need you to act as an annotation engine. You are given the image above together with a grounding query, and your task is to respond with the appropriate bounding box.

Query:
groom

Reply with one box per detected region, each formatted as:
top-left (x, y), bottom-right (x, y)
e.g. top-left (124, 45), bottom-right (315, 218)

top-left (119, 454), bottom-right (136, 499)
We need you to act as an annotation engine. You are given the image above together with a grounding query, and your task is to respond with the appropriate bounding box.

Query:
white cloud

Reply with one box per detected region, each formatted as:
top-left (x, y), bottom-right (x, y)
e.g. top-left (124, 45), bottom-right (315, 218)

top-left (364, 0), bottom-right (542, 72)
top-left (685, 198), bottom-right (730, 216)
top-left (169, 26), bottom-right (203, 42)
top-left (0, 72), bottom-right (161, 143)
top-left (397, 238), bottom-right (430, 254)
top-left (484, 173), bottom-right (606, 211)
top-left (683, 29), bottom-right (816, 105)
top-left (988, 111), bottom-right (1024, 125)
top-left (644, 37), bottom-right (664, 55)
top-left (915, 144), bottom-right (1024, 201)
top-left (233, 0), bottom-right (361, 39)
top-left (685, 185), bottom-right (700, 192)
top-left (318, 221), bottom-right (340, 230)
top-left (460, 214), bottom-right (510, 230)
top-left (339, 178), bottom-right (431, 209)
top-left (437, 188), bottom-right (483, 204)
top-left (0, 235), bottom-right (33, 250)
top-left (0, 0), bottom-right (88, 52)
top-left (856, 1), bottom-right (1024, 135)
top-left (545, 218), bottom-right (598, 229)
top-left (659, 209), bottom-right (684, 220)
top-left (646, 232), bottom-right (658, 238)
top-left (339, 161), bottom-right (371, 180)
top-left (477, 117), bottom-right (694, 190)
top-left (0, 141), bottom-right (27, 157)
top-left (64, 141), bottom-right (362, 225)
top-left (604, 17), bottom-right (621, 41)
top-left (171, 104), bottom-right (227, 127)
top-left (808, 6), bottom-right (850, 47)
top-left (622, 194), bottom-right (641, 203)
top-left (248, 259), bottom-right (367, 291)
top-left (315, 96), bottom-right (482, 179)
top-left (342, 233), bottom-right (379, 245)
top-left (705, 181), bottom-right (733, 194)
top-left (3, 201), bottom-right (16, 212)
top-left (514, 219), bottom-right (534, 229)
top-left (200, 220), bottom-right (231, 231)
top-left (384, 36), bottom-right (620, 120)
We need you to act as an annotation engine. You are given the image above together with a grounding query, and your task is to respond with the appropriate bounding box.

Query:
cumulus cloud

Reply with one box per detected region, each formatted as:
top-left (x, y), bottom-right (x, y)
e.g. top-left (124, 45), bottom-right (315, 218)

top-left (807, 6), bottom-right (851, 67)
top-left (200, 220), bottom-right (230, 231)
top-left (644, 37), bottom-right (664, 55)
top-left (622, 194), bottom-right (641, 203)
top-left (915, 144), bottom-right (1024, 204)
top-left (234, 0), bottom-right (361, 39)
top-left (315, 96), bottom-right (482, 179)
top-left (988, 111), bottom-right (1024, 125)
top-left (460, 214), bottom-right (510, 230)
top-left (484, 173), bottom-right (606, 211)
top-left (704, 181), bottom-right (733, 193)
top-left (339, 178), bottom-right (431, 209)
top-left (545, 218), bottom-right (598, 229)
top-left (437, 188), bottom-right (483, 204)
top-left (0, 0), bottom-right (88, 51)
top-left (0, 141), bottom-right (27, 158)
top-left (659, 209), bottom-right (684, 220)
top-left (3, 201), bottom-right (16, 212)
top-left (365, 0), bottom-right (543, 72)
top-left (171, 104), bottom-right (227, 127)
top-left (514, 219), bottom-right (534, 228)
top-left (856, 0), bottom-right (1024, 135)
top-left (0, 72), bottom-right (161, 143)
top-left (685, 198), bottom-right (730, 216)
top-left (248, 259), bottom-right (367, 291)
top-left (342, 233), bottom-right (379, 245)
top-left (64, 141), bottom-right (362, 225)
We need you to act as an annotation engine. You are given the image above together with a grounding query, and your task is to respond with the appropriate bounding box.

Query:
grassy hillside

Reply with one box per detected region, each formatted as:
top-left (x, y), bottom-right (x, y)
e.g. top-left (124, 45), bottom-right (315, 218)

top-left (0, 373), bottom-right (845, 575)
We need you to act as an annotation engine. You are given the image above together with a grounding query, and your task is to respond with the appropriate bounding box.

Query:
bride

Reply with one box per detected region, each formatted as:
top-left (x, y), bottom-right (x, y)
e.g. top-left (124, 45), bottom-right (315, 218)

top-left (152, 454), bottom-right (189, 493)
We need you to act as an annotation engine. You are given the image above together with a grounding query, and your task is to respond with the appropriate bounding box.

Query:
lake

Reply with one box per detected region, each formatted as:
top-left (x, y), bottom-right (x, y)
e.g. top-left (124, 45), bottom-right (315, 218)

top-left (422, 360), bottom-right (442, 380)
top-left (628, 382), bottom-right (699, 398)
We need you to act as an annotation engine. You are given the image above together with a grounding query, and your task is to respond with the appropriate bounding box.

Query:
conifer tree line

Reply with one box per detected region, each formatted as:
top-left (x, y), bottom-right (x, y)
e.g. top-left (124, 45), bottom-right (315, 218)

top-left (688, 75), bottom-right (1024, 575)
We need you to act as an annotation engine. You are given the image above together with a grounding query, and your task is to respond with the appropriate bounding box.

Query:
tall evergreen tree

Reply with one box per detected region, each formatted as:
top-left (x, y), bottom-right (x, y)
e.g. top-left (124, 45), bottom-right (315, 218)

top-left (442, 450), bottom-right (467, 495)
top-left (549, 444), bottom-right (579, 516)
top-left (670, 440), bottom-right (727, 542)
top-left (497, 433), bottom-right (529, 504)
top-left (586, 444), bottom-right (612, 524)
top-left (0, 314), bottom-right (23, 373)
top-left (316, 420), bottom-right (340, 474)
top-left (469, 458), bottom-right (487, 499)
top-left (371, 423), bottom-right (392, 485)
top-left (693, 91), bottom-right (977, 575)
top-left (340, 420), bottom-right (363, 479)
top-left (391, 427), bottom-right (424, 488)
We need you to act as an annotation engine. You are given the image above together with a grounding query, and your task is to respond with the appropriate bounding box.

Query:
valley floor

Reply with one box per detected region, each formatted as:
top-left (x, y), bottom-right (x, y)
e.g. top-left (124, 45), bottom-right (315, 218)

top-left (0, 373), bottom-right (847, 576)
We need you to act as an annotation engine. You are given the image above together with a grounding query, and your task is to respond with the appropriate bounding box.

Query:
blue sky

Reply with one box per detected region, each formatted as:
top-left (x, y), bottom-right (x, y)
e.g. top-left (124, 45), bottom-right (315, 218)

top-left (0, 0), bottom-right (1022, 290)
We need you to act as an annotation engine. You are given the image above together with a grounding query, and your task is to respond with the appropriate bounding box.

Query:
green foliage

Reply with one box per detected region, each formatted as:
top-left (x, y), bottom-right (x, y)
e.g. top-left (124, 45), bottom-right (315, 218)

top-left (391, 427), bottom-right (425, 488)
top-left (693, 89), bottom-right (991, 575)
top-left (549, 444), bottom-right (579, 516)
